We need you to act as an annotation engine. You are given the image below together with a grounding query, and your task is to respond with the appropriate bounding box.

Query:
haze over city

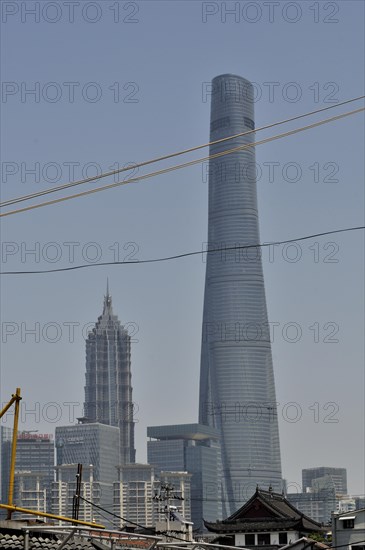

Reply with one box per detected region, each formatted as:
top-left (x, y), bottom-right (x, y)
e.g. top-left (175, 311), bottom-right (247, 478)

top-left (1, 0), bottom-right (364, 503)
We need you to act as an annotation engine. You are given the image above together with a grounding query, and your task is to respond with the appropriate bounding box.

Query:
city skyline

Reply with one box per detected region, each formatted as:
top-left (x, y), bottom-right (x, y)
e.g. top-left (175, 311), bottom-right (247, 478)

top-left (1, 1), bottom-right (364, 498)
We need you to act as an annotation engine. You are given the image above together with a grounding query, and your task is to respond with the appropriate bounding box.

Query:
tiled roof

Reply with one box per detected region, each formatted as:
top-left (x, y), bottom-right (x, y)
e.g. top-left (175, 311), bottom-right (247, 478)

top-left (204, 519), bottom-right (301, 532)
top-left (0, 531), bottom-right (109, 549)
top-left (204, 488), bottom-right (324, 534)
top-left (227, 489), bottom-right (305, 521)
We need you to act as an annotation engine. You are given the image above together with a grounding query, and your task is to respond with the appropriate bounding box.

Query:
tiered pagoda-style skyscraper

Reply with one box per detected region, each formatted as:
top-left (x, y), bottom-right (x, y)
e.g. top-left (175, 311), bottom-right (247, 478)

top-left (84, 283), bottom-right (136, 464)
top-left (199, 74), bottom-right (282, 515)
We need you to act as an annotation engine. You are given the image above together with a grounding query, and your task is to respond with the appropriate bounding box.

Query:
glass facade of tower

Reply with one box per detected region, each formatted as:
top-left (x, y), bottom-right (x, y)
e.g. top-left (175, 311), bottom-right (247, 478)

top-left (55, 423), bottom-right (120, 522)
top-left (199, 74), bottom-right (282, 515)
top-left (55, 423), bottom-right (120, 484)
top-left (0, 429), bottom-right (54, 516)
top-left (302, 467), bottom-right (347, 495)
top-left (147, 423), bottom-right (222, 530)
top-left (84, 288), bottom-right (136, 464)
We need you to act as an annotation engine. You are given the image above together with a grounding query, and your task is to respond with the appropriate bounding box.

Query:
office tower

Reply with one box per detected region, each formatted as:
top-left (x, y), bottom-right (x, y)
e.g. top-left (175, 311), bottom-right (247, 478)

top-left (55, 422), bottom-right (120, 520)
top-left (55, 423), bottom-right (119, 484)
top-left (0, 427), bottom-right (12, 504)
top-left (199, 74), bottom-right (282, 515)
top-left (1, 431), bottom-right (54, 515)
top-left (302, 467), bottom-right (347, 495)
top-left (287, 487), bottom-right (336, 525)
top-left (83, 284), bottom-right (136, 464)
top-left (113, 464), bottom-right (155, 528)
top-left (147, 423), bottom-right (222, 530)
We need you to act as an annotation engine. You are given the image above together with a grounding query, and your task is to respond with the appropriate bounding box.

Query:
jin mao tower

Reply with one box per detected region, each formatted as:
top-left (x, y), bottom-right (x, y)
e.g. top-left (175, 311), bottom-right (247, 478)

top-left (84, 284), bottom-right (135, 464)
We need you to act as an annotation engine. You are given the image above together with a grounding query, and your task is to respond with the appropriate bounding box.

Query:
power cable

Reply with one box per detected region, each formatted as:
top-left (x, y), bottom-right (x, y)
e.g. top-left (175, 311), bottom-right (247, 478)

top-left (0, 226), bottom-right (363, 275)
top-left (79, 495), bottom-right (153, 532)
top-left (79, 495), bottom-right (189, 543)
top-left (1, 106), bottom-right (363, 219)
top-left (72, 495), bottom-right (365, 547)
top-left (1, 95), bottom-right (363, 209)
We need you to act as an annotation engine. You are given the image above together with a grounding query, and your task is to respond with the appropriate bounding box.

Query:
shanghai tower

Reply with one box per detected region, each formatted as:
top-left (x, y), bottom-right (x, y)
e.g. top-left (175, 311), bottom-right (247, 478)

top-left (199, 74), bottom-right (282, 516)
top-left (84, 283), bottom-right (136, 464)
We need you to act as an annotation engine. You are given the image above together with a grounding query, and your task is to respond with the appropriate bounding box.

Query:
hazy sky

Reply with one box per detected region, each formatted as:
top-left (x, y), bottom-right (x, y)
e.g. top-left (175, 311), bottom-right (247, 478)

top-left (1, 1), bottom-right (364, 497)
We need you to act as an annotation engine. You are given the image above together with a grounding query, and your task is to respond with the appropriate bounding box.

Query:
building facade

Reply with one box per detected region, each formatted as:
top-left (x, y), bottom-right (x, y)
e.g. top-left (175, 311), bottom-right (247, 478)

top-left (55, 423), bottom-right (119, 484)
top-left (287, 488), bottom-right (336, 525)
top-left (55, 422), bottom-right (120, 520)
top-left (332, 508), bottom-right (365, 550)
top-left (0, 431), bottom-right (54, 515)
top-left (83, 285), bottom-right (136, 464)
top-left (302, 468), bottom-right (347, 495)
top-left (51, 464), bottom-right (106, 525)
top-left (113, 464), bottom-right (155, 528)
top-left (0, 427), bottom-right (12, 506)
top-left (156, 471), bottom-right (192, 525)
top-left (147, 423), bottom-right (222, 530)
top-left (13, 472), bottom-right (47, 519)
top-left (199, 74), bottom-right (282, 515)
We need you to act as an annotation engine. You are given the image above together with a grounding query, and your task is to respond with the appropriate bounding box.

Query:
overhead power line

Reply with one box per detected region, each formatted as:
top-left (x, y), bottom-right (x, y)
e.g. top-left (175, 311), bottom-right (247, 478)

top-left (1, 226), bottom-right (363, 275)
top-left (1, 94), bottom-right (363, 210)
top-left (1, 106), bottom-right (364, 219)
top-left (79, 495), bottom-right (188, 543)
top-left (65, 496), bottom-right (365, 548)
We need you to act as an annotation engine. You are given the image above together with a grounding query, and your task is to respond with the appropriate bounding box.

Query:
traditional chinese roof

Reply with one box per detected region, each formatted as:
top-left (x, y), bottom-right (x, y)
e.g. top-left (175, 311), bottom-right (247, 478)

top-left (204, 487), bottom-right (324, 534)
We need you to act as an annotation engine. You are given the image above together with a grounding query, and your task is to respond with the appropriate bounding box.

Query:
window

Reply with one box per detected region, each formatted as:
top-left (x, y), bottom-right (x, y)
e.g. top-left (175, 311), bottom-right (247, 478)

top-left (343, 519), bottom-right (354, 529)
top-left (279, 533), bottom-right (288, 544)
top-left (258, 534), bottom-right (271, 545)
top-left (245, 534), bottom-right (255, 545)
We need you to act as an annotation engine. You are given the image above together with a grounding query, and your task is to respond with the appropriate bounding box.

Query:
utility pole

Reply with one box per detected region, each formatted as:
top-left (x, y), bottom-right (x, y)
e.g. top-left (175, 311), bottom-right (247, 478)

top-left (72, 463), bottom-right (83, 522)
top-left (152, 481), bottom-right (184, 540)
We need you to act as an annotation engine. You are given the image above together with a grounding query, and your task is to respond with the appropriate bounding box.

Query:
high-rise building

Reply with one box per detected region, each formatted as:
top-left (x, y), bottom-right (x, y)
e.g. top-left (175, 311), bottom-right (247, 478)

top-left (55, 423), bottom-right (120, 522)
top-left (287, 487), bottom-right (336, 525)
top-left (113, 463), bottom-right (155, 528)
top-left (113, 464), bottom-right (193, 531)
top-left (51, 464), bottom-right (106, 525)
top-left (0, 426), bottom-right (12, 503)
top-left (55, 423), bottom-right (119, 484)
top-left (13, 472), bottom-right (48, 519)
top-left (0, 431), bottom-right (54, 515)
top-left (302, 467), bottom-right (347, 495)
top-left (199, 74), bottom-right (282, 515)
top-left (83, 284), bottom-right (136, 464)
top-left (147, 423), bottom-right (222, 530)
top-left (157, 471), bottom-right (192, 524)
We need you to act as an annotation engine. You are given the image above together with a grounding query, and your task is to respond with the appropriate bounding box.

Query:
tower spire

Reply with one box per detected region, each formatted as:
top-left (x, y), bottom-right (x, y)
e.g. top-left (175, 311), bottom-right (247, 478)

top-left (103, 278), bottom-right (112, 313)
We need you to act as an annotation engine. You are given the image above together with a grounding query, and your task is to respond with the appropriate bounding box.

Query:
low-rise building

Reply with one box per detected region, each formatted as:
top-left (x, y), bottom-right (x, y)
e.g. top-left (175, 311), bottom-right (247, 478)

top-left (204, 487), bottom-right (325, 547)
top-left (332, 508), bottom-right (365, 550)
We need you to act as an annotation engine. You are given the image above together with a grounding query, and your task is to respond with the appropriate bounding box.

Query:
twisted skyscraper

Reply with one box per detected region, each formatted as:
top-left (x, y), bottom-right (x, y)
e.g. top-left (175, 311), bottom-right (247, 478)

top-left (84, 283), bottom-right (136, 464)
top-left (199, 74), bottom-right (282, 516)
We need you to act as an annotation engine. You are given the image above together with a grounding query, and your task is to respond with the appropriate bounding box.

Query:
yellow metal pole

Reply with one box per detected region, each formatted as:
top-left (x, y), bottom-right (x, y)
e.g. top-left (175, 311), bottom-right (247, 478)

top-left (0, 394), bottom-right (18, 419)
top-left (7, 387), bottom-right (22, 520)
top-left (0, 503), bottom-right (105, 529)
